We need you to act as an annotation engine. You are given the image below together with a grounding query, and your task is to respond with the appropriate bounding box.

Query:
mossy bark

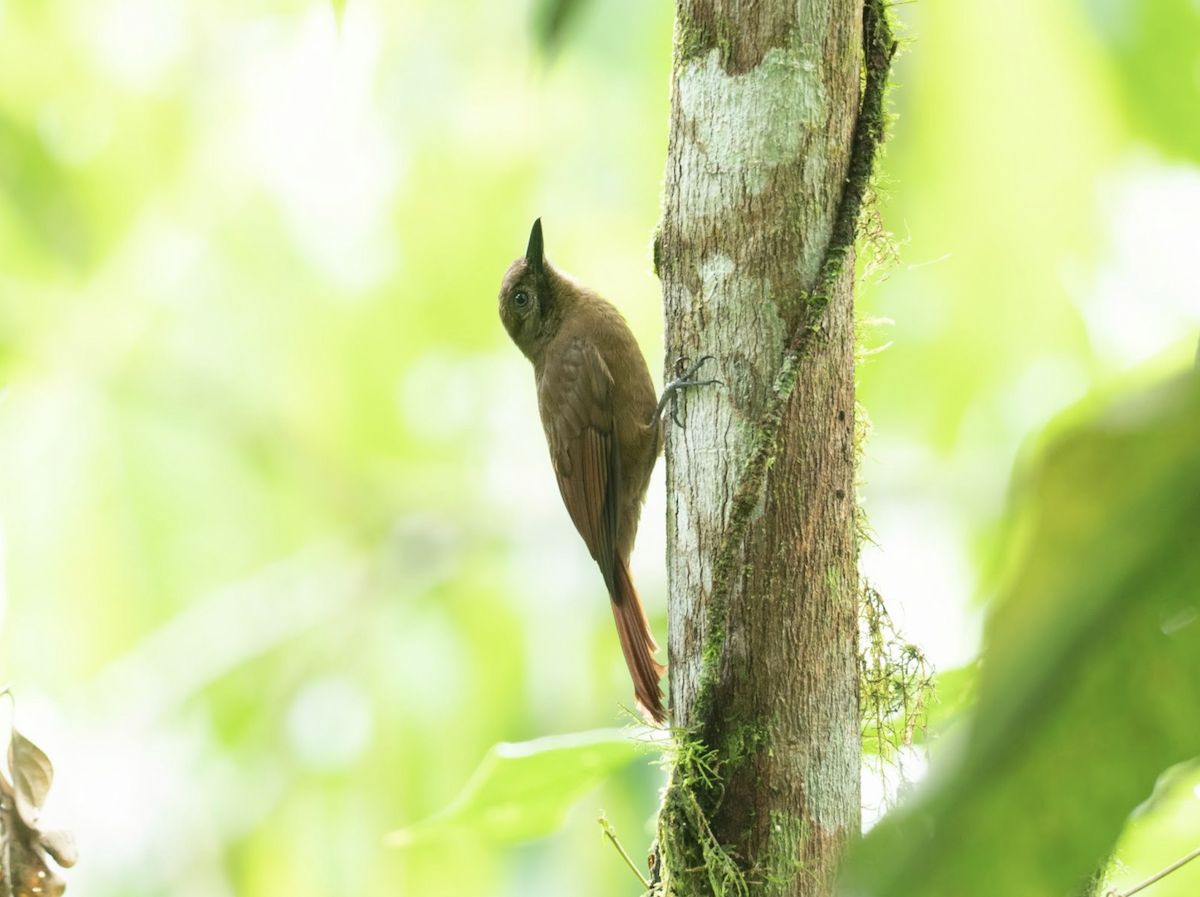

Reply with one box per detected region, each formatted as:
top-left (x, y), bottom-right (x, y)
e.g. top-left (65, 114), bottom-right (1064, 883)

top-left (656, 1), bottom-right (893, 895)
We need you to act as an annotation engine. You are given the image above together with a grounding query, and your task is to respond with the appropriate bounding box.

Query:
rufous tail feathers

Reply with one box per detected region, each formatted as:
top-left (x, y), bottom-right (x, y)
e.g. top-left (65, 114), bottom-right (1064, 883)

top-left (610, 556), bottom-right (668, 724)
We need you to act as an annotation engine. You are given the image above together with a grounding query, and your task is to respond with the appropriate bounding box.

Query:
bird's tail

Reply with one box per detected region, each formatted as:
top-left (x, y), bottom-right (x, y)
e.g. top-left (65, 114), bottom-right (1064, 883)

top-left (610, 556), bottom-right (668, 725)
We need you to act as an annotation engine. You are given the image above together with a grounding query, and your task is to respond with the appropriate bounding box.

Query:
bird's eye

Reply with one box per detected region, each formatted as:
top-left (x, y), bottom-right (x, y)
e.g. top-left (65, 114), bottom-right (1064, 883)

top-left (513, 291), bottom-right (530, 308)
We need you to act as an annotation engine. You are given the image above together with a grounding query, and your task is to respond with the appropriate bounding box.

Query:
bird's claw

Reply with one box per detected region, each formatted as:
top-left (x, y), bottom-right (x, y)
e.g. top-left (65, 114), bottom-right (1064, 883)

top-left (657, 355), bottom-right (722, 428)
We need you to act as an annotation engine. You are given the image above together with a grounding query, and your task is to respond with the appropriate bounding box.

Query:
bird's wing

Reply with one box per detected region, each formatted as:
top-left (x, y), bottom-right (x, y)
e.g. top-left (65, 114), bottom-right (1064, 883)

top-left (538, 337), bottom-right (619, 593)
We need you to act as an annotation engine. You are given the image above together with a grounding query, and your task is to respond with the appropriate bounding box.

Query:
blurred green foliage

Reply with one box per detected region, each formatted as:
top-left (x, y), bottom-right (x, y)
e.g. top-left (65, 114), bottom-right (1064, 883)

top-left (0, 0), bottom-right (1196, 894)
top-left (532, 0), bottom-right (590, 57)
top-left (847, 371), bottom-right (1200, 897)
top-left (1080, 0), bottom-right (1200, 163)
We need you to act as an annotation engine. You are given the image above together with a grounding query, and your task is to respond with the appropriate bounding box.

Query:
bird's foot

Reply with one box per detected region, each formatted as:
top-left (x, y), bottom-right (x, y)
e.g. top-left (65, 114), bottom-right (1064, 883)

top-left (655, 355), bottom-right (722, 427)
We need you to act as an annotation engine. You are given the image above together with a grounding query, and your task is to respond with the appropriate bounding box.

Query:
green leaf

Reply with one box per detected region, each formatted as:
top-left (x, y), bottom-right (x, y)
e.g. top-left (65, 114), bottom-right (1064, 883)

top-left (846, 371), bottom-right (1200, 897)
top-left (386, 729), bottom-right (644, 847)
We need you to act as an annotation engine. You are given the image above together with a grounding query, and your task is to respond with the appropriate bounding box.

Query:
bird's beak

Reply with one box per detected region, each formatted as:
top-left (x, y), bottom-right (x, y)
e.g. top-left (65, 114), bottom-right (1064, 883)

top-left (525, 218), bottom-right (544, 276)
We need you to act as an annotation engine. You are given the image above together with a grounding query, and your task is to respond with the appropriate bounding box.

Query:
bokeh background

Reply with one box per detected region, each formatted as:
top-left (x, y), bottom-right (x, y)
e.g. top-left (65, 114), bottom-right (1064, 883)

top-left (0, 0), bottom-right (1197, 894)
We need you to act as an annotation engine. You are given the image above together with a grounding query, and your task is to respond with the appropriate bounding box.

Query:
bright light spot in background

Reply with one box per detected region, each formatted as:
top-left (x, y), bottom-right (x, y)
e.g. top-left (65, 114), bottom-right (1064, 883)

top-left (860, 495), bottom-right (983, 672)
top-left (388, 610), bottom-right (469, 724)
top-left (129, 216), bottom-right (211, 304)
top-left (85, 0), bottom-right (187, 91)
top-left (479, 355), bottom-right (561, 525)
top-left (863, 747), bottom-right (928, 830)
top-left (239, 5), bottom-right (401, 291)
top-left (286, 675), bottom-right (374, 770)
top-left (633, 462), bottom-right (669, 605)
top-left (1077, 159), bottom-right (1200, 368)
top-left (398, 352), bottom-right (481, 443)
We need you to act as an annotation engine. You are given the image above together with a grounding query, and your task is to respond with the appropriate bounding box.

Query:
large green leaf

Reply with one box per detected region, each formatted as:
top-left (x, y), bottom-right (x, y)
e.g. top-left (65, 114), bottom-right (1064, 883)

top-left (845, 371), bottom-right (1200, 897)
top-left (386, 729), bottom-right (644, 846)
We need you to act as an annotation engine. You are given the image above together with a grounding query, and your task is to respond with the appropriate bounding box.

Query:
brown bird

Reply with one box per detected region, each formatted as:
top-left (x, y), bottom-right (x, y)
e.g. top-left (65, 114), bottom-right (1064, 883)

top-left (498, 218), bottom-right (715, 724)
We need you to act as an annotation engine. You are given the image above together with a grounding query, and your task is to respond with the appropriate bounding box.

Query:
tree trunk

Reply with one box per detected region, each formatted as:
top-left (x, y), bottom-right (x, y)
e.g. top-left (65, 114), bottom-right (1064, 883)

top-left (654, 1), bottom-right (893, 895)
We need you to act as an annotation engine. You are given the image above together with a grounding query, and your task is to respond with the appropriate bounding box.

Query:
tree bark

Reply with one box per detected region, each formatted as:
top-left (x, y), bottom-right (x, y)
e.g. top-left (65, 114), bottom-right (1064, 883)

top-left (655, 1), bottom-right (893, 895)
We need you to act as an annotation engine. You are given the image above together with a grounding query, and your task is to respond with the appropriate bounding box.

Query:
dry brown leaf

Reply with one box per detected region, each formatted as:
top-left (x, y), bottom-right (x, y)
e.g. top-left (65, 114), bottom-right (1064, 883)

top-left (7, 728), bottom-right (52, 829)
top-left (35, 831), bottom-right (76, 871)
top-left (0, 697), bottom-right (74, 895)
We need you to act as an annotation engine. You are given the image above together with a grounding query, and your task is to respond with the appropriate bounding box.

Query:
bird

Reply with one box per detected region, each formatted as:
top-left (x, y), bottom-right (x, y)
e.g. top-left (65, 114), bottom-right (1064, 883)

top-left (497, 218), bottom-right (716, 724)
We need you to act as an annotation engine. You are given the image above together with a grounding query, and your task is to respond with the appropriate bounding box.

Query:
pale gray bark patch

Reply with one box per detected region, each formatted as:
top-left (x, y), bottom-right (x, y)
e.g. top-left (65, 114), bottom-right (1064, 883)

top-left (676, 47), bottom-right (829, 220)
top-left (807, 692), bottom-right (861, 831)
top-left (664, 250), bottom-right (787, 719)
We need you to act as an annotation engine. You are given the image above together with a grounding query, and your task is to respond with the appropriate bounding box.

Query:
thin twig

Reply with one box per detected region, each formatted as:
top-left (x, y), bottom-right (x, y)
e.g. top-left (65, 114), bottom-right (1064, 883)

top-left (1114, 845), bottom-right (1200, 897)
top-left (598, 813), bottom-right (650, 889)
